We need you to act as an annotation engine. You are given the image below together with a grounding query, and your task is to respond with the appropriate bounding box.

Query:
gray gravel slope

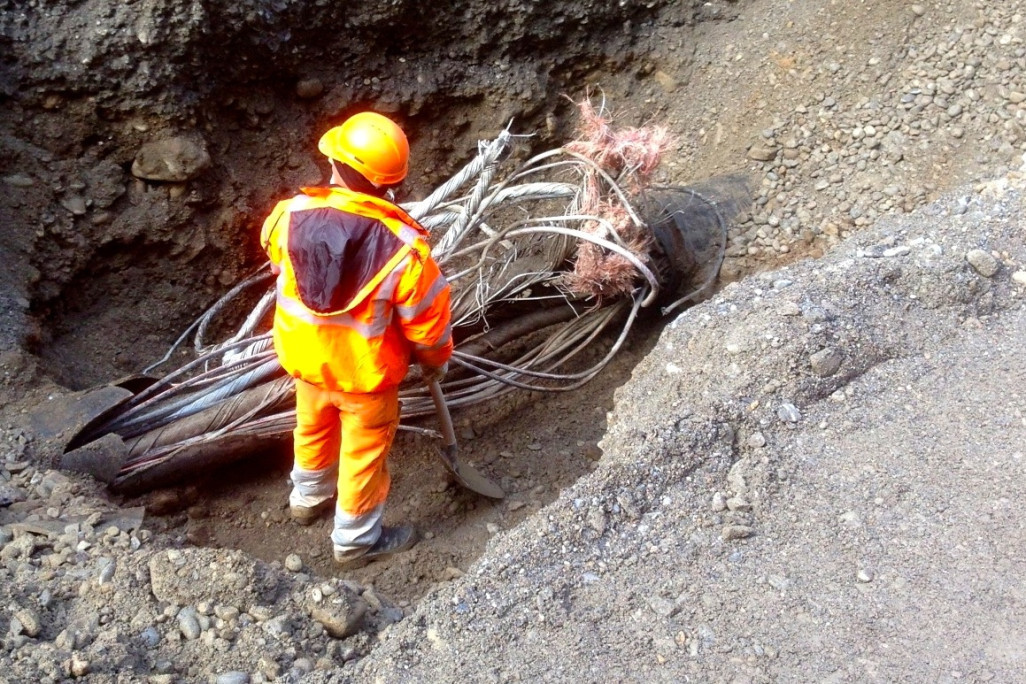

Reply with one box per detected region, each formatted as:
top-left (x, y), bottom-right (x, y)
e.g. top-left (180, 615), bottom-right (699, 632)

top-left (344, 174), bottom-right (1026, 682)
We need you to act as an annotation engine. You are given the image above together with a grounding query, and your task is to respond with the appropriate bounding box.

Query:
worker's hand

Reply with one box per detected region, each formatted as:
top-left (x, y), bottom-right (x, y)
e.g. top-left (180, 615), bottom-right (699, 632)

top-left (421, 362), bottom-right (448, 385)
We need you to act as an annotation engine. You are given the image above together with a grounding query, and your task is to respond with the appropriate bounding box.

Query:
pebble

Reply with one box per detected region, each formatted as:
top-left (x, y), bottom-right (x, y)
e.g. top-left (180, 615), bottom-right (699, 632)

top-left (726, 497), bottom-right (752, 512)
top-left (215, 672), bottom-right (251, 684)
top-left (262, 615), bottom-right (292, 637)
top-left (178, 613), bottom-right (202, 640)
top-left (1012, 270), bottom-right (1026, 286)
top-left (13, 608), bottom-right (41, 637)
top-left (856, 568), bottom-right (875, 583)
top-left (809, 348), bottom-right (842, 377)
top-left (746, 432), bottom-right (766, 448)
top-left (966, 249), bottom-right (1000, 277)
top-left (60, 195), bottom-right (88, 215)
top-left (140, 626), bottom-right (161, 648)
top-left (722, 525), bottom-right (754, 541)
top-left (97, 558), bottom-right (116, 585)
top-left (3, 173), bottom-right (34, 187)
top-left (285, 554), bottom-right (303, 572)
top-left (70, 655), bottom-right (90, 677)
top-left (747, 142), bottom-right (779, 162)
top-left (777, 403), bottom-right (802, 423)
top-left (215, 605), bottom-right (240, 621)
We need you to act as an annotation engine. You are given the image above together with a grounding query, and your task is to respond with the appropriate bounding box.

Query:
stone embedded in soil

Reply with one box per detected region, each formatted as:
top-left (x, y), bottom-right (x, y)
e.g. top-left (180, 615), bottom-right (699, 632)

top-left (747, 142), bottom-right (779, 161)
top-left (178, 612), bottom-right (202, 640)
top-left (131, 136), bottom-right (211, 182)
top-left (809, 347), bottom-right (843, 377)
top-left (0, 483), bottom-right (25, 507)
top-left (12, 607), bottom-right (41, 637)
top-left (295, 78), bottom-right (324, 99)
top-left (722, 524), bottom-right (755, 540)
top-left (60, 195), bottom-right (88, 215)
top-left (285, 553), bottom-right (303, 572)
top-left (310, 592), bottom-right (368, 638)
top-left (777, 403), bottom-right (802, 423)
top-left (966, 249), bottom-right (1000, 277)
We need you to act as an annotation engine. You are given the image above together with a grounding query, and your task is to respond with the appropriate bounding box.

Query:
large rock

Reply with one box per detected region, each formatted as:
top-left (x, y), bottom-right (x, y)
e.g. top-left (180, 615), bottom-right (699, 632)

top-left (309, 590), bottom-right (368, 639)
top-left (131, 136), bottom-right (211, 182)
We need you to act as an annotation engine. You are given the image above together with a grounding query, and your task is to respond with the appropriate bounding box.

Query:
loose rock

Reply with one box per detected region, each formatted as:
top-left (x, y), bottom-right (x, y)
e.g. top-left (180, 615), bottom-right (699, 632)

top-left (131, 136), bottom-right (211, 182)
top-left (966, 249), bottom-right (1000, 277)
top-left (722, 525), bottom-right (755, 540)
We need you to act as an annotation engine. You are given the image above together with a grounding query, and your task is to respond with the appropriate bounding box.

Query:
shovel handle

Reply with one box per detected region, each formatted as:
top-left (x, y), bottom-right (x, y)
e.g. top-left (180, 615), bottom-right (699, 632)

top-left (426, 379), bottom-right (458, 447)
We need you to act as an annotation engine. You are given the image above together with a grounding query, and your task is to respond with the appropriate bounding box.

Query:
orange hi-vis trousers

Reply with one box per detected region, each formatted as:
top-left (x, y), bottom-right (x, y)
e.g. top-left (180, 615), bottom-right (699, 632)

top-left (289, 379), bottom-right (400, 550)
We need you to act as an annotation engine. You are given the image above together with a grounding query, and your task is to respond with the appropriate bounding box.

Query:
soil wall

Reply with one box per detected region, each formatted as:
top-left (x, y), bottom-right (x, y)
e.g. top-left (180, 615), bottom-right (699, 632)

top-left (0, 0), bottom-right (725, 387)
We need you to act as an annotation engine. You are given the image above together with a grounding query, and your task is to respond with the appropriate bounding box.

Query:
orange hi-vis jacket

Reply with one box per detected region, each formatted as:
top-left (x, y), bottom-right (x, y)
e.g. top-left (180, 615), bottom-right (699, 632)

top-left (260, 186), bottom-right (453, 393)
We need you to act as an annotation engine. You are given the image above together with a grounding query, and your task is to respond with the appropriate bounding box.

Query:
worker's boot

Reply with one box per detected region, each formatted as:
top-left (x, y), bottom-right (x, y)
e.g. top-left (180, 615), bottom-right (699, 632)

top-left (333, 524), bottom-right (418, 567)
top-left (290, 498), bottom-right (334, 526)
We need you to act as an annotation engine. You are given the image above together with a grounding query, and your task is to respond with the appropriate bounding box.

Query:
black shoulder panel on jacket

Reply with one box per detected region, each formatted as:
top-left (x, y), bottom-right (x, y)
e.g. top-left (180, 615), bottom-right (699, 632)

top-left (288, 207), bottom-right (404, 313)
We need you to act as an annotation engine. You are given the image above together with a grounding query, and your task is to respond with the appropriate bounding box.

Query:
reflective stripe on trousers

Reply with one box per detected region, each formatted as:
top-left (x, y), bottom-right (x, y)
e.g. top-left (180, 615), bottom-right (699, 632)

top-left (289, 379), bottom-right (400, 551)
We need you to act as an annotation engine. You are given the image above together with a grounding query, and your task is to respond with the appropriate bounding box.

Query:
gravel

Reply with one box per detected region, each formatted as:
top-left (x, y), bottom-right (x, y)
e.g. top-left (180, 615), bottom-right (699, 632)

top-left (346, 157), bottom-right (1026, 684)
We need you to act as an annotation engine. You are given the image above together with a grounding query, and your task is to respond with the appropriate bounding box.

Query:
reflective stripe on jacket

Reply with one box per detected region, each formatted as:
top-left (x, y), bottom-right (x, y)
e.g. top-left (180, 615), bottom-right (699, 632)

top-left (260, 186), bottom-right (453, 393)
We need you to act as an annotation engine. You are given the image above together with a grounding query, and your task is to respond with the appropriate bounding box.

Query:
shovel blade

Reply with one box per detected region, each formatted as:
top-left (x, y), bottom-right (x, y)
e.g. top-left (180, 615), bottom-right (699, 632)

top-left (437, 444), bottom-right (505, 499)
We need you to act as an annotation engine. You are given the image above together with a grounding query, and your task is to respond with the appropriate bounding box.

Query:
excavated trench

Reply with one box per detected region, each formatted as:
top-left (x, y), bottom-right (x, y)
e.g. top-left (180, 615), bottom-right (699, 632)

top-left (1, 0), bottom-right (751, 604)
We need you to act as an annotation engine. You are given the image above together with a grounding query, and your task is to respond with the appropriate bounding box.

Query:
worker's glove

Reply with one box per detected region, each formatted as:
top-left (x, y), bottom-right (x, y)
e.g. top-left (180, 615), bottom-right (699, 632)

top-left (420, 362), bottom-right (449, 385)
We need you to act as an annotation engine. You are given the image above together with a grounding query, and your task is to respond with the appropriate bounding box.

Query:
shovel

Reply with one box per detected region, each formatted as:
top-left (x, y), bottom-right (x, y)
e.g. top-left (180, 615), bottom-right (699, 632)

top-left (426, 379), bottom-right (505, 499)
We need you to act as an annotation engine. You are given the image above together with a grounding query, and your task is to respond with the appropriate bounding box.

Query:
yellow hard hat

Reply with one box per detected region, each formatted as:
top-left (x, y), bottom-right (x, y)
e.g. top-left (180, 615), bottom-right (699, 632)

top-left (317, 112), bottom-right (409, 186)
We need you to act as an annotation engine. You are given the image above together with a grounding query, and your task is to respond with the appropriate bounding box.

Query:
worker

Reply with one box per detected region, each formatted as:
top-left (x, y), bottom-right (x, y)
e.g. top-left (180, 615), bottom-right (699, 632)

top-left (259, 112), bottom-right (453, 566)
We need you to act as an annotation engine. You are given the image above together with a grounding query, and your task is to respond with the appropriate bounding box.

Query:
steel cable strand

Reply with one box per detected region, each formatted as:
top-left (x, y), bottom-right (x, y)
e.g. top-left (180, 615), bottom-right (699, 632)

top-left (219, 290), bottom-right (276, 364)
top-left (444, 296), bottom-right (640, 395)
top-left (118, 376), bottom-right (296, 475)
top-left (85, 333), bottom-right (274, 439)
top-left (456, 224), bottom-right (660, 306)
top-left (126, 357), bottom-right (277, 410)
top-left (105, 357), bottom-right (279, 440)
top-left (431, 151), bottom-right (589, 265)
top-left (501, 149), bottom-right (644, 234)
top-left (404, 128), bottom-right (514, 221)
top-left (434, 139), bottom-right (502, 257)
top-left (112, 358), bottom-right (284, 440)
top-left (131, 346), bottom-right (279, 407)
top-left (396, 304), bottom-right (600, 411)
top-left (221, 336), bottom-right (274, 367)
top-left (193, 268), bottom-right (274, 353)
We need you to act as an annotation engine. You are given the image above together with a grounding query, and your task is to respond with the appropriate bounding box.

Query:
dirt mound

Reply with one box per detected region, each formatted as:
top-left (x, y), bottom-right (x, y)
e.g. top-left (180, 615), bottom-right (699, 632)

top-left (348, 167), bottom-right (1026, 684)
